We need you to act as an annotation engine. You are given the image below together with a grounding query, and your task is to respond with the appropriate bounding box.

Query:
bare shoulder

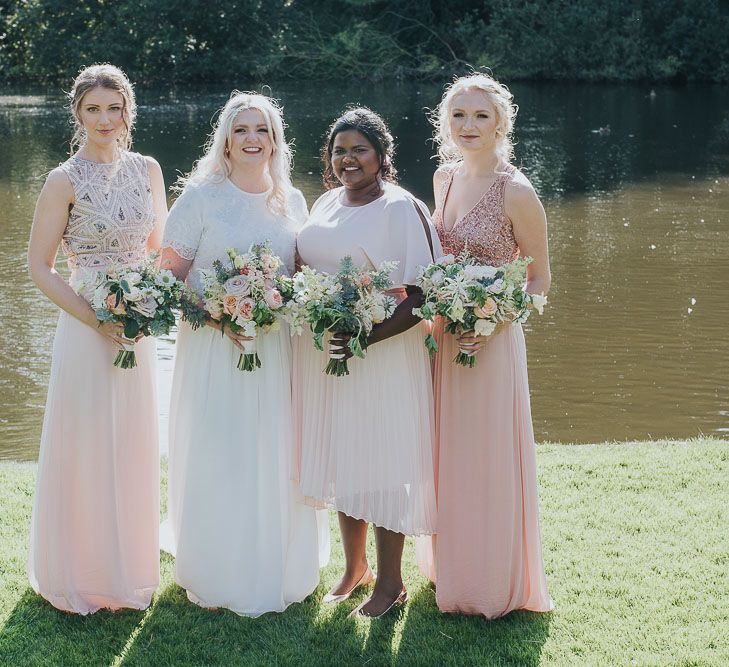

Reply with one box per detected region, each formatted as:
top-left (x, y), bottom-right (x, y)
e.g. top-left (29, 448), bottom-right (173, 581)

top-left (43, 166), bottom-right (74, 199)
top-left (433, 164), bottom-right (453, 189)
top-left (143, 155), bottom-right (163, 177)
top-left (505, 169), bottom-right (542, 207)
top-left (507, 168), bottom-right (537, 194)
top-left (504, 169), bottom-right (546, 230)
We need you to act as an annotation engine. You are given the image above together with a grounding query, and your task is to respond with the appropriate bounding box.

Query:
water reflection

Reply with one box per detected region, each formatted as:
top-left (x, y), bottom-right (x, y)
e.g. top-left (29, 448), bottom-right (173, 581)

top-left (1, 82), bottom-right (728, 459)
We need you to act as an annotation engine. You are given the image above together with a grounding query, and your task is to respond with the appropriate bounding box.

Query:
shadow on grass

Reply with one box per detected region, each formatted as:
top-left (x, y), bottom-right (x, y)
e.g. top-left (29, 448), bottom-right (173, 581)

top-left (0, 576), bottom-right (550, 666)
top-left (119, 577), bottom-right (365, 666)
top-left (397, 584), bottom-right (552, 666)
top-left (0, 587), bottom-right (146, 666)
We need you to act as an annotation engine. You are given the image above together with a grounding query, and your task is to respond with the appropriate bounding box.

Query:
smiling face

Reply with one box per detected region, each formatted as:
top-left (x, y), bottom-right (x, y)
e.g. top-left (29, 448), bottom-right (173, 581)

top-left (331, 129), bottom-right (381, 190)
top-left (76, 86), bottom-right (126, 149)
top-left (227, 107), bottom-right (274, 171)
top-left (449, 88), bottom-right (500, 155)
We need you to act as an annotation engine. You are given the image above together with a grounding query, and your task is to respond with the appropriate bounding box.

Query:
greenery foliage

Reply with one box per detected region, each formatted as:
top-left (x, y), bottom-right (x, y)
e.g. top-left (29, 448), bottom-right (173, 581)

top-left (1, 439), bottom-right (728, 665)
top-left (1, 0), bottom-right (728, 83)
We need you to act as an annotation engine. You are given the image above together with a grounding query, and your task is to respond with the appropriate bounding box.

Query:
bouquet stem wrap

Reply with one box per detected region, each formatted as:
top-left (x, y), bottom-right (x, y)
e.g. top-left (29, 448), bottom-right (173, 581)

top-left (455, 348), bottom-right (477, 368)
top-left (114, 339), bottom-right (137, 369)
top-left (237, 339), bottom-right (261, 372)
top-left (325, 335), bottom-right (358, 377)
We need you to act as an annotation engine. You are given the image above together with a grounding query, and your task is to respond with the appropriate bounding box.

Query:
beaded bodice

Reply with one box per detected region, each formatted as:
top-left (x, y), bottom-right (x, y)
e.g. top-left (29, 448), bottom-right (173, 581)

top-left (433, 163), bottom-right (519, 266)
top-left (58, 152), bottom-right (155, 270)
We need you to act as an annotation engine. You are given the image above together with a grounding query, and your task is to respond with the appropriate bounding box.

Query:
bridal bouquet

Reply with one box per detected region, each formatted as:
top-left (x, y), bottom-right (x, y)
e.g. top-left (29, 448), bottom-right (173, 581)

top-left (413, 252), bottom-right (547, 368)
top-left (192, 243), bottom-right (293, 371)
top-left (284, 257), bottom-right (397, 376)
top-left (75, 257), bottom-right (186, 369)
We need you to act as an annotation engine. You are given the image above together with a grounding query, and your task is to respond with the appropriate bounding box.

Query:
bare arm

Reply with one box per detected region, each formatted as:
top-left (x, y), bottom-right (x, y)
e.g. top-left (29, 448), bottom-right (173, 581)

top-left (367, 286), bottom-right (424, 344)
top-left (432, 167), bottom-right (449, 216)
top-left (505, 177), bottom-right (551, 296)
top-left (458, 173), bottom-right (551, 355)
top-left (27, 169), bottom-right (128, 348)
top-left (145, 157), bottom-right (168, 254)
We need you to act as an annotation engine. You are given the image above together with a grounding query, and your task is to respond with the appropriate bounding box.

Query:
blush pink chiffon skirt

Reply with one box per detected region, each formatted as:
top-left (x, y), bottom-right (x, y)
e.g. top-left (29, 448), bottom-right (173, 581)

top-left (293, 322), bottom-right (437, 536)
top-left (417, 321), bottom-right (554, 618)
top-left (28, 310), bottom-right (159, 614)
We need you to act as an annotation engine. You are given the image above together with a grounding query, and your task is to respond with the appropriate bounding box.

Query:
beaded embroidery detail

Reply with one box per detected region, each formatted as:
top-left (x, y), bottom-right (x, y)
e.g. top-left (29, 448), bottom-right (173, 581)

top-left (58, 152), bottom-right (155, 270)
top-left (433, 163), bottom-right (520, 267)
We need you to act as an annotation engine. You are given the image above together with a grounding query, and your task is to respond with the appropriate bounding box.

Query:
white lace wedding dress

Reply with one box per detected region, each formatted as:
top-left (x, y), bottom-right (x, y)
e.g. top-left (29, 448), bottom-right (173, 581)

top-left (161, 178), bottom-right (329, 616)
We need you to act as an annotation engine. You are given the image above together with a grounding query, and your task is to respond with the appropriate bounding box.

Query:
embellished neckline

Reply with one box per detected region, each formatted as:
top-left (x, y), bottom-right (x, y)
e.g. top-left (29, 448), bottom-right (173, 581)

top-left (71, 152), bottom-right (123, 166)
top-left (439, 164), bottom-right (515, 234)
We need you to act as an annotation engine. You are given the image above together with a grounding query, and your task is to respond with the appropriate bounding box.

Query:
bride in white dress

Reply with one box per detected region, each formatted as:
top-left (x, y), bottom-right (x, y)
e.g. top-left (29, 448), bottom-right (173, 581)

top-left (160, 91), bottom-right (328, 615)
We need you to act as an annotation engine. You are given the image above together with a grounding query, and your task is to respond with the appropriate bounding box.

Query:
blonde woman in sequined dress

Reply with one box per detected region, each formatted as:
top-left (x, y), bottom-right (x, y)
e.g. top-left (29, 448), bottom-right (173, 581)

top-left (26, 65), bottom-right (168, 614)
top-left (416, 73), bottom-right (554, 618)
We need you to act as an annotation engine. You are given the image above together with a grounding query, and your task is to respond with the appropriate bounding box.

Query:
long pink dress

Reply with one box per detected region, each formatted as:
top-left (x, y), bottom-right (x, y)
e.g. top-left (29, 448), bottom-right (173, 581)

top-left (417, 163), bottom-right (554, 618)
top-left (294, 183), bottom-right (441, 536)
top-left (28, 152), bottom-right (159, 614)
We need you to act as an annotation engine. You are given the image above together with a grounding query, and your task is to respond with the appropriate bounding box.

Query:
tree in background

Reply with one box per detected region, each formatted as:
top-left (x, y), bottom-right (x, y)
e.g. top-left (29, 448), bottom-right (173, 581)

top-left (1, 0), bottom-right (728, 83)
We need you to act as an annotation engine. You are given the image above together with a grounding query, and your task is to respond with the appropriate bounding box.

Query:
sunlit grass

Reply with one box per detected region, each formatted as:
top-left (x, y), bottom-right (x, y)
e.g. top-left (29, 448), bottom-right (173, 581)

top-left (1, 439), bottom-right (728, 665)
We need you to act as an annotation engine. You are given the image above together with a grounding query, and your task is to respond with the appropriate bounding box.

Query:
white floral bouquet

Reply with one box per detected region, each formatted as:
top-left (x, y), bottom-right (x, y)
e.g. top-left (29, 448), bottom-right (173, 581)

top-left (188, 242), bottom-right (293, 371)
top-left (284, 257), bottom-right (397, 376)
top-left (73, 257), bottom-right (186, 369)
top-left (413, 252), bottom-right (547, 368)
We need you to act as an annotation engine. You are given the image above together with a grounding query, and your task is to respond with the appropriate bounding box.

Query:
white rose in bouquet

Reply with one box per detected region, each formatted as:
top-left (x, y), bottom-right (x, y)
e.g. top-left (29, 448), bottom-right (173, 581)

top-left (487, 278), bottom-right (505, 294)
top-left (131, 296), bottom-right (158, 318)
top-left (224, 274), bottom-right (251, 296)
top-left (124, 271), bottom-right (143, 286)
top-left (124, 284), bottom-right (143, 302)
top-left (464, 264), bottom-right (498, 281)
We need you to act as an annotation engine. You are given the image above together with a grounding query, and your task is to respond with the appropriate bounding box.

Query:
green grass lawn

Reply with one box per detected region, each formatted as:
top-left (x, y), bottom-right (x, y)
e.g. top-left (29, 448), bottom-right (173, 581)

top-left (1, 438), bottom-right (728, 666)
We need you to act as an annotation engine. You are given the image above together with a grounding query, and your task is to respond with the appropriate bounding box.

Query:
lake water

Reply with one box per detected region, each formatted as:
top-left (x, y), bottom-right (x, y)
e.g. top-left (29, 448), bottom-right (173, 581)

top-left (1, 81), bottom-right (728, 459)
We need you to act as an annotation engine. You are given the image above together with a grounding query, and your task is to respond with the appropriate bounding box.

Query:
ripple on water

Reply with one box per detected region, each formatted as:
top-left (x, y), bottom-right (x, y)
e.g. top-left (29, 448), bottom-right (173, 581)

top-left (2, 83), bottom-right (729, 458)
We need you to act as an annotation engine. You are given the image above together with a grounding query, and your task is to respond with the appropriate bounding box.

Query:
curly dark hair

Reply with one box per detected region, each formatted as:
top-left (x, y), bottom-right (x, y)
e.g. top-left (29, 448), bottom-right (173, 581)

top-left (321, 107), bottom-right (398, 190)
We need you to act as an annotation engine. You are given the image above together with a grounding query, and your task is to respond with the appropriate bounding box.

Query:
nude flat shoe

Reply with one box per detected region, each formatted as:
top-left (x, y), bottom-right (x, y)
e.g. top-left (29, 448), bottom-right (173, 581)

top-left (322, 567), bottom-right (376, 604)
top-left (348, 588), bottom-right (408, 619)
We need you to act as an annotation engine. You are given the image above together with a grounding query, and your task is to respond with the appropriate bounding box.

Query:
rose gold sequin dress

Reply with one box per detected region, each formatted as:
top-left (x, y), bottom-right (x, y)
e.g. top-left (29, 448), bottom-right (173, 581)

top-left (28, 152), bottom-right (160, 614)
top-left (416, 163), bottom-right (553, 618)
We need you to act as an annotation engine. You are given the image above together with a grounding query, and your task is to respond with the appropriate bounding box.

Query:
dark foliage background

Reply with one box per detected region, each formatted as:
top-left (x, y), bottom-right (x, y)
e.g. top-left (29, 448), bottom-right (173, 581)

top-left (1, 0), bottom-right (728, 83)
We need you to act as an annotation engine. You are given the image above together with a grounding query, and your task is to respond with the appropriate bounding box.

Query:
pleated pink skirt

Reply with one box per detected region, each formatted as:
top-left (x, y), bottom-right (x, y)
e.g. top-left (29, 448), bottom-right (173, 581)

top-left (293, 323), bottom-right (437, 536)
top-left (28, 310), bottom-right (159, 614)
top-left (417, 321), bottom-right (553, 618)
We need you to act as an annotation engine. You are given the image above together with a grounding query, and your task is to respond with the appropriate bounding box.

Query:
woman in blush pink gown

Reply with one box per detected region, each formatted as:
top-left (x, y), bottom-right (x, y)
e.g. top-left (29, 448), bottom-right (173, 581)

top-left (26, 65), bottom-right (167, 614)
top-left (417, 73), bottom-right (554, 618)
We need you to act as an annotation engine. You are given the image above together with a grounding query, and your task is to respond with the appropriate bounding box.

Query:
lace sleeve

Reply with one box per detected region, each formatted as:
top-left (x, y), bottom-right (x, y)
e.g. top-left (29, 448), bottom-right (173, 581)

top-left (162, 187), bottom-right (203, 260)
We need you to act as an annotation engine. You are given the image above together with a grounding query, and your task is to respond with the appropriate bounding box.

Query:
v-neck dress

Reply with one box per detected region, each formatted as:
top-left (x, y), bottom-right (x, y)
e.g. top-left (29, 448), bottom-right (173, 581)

top-left (416, 163), bottom-right (554, 618)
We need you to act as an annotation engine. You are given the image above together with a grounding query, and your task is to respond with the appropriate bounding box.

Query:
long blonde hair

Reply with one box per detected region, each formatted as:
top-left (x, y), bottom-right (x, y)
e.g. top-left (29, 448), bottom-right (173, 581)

top-left (68, 63), bottom-right (136, 154)
top-left (177, 91), bottom-right (294, 216)
top-left (432, 72), bottom-right (517, 165)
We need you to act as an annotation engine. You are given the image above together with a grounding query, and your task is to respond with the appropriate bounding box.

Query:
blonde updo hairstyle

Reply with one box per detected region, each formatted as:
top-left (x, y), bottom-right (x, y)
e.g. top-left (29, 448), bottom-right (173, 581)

top-left (178, 91), bottom-right (293, 216)
top-left (432, 72), bottom-right (517, 165)
top-left (68, 64), bottom-right (136, 153)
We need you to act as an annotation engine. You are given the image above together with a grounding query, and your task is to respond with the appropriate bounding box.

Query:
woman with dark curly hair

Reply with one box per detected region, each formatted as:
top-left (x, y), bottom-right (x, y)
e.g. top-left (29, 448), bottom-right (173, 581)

top-left (294, 107), bottom-right (442, 617)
